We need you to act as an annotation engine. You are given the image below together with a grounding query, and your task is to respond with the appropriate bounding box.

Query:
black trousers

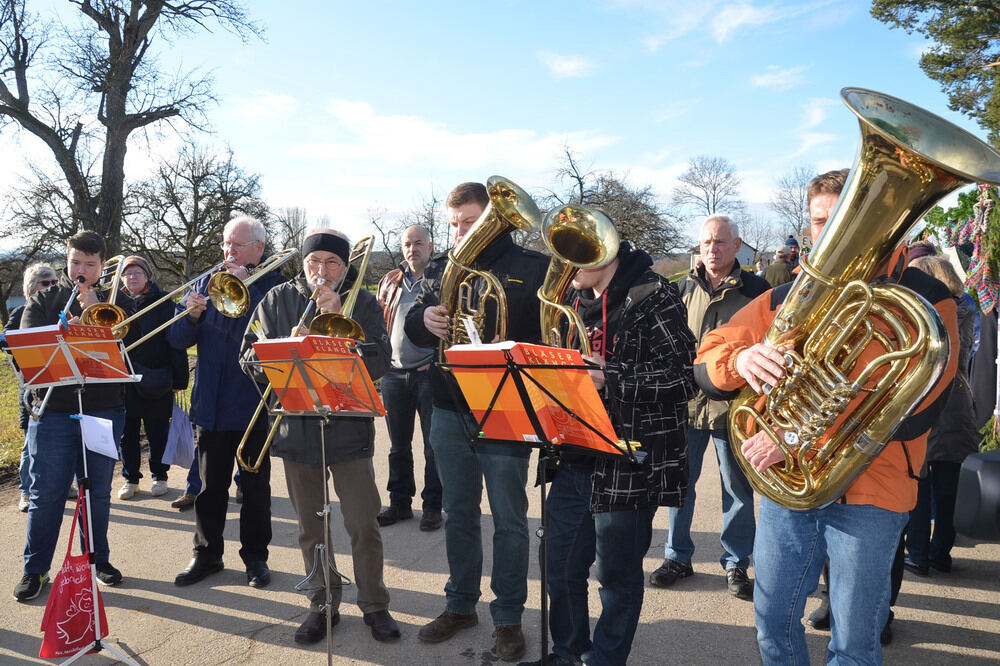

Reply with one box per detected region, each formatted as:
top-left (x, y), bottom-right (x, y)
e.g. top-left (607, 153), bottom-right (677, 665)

top-left (192, 425), bottom-right (271, 565)
top-left (121, 414), bottom-right (170, 482)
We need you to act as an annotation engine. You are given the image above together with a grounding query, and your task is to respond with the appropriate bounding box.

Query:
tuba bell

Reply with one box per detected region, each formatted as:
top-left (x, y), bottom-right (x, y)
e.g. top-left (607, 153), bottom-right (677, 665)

top-left (438, 176), bottom-right (542, 355)
top-left (537, 204), bottom-right (619, 355)
top-left (728, 88), bottom-right (1000, 511)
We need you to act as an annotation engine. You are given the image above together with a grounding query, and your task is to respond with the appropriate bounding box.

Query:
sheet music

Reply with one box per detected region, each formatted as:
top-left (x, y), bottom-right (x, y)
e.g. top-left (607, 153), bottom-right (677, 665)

top-left (81, 415), bottom-right (118, 460)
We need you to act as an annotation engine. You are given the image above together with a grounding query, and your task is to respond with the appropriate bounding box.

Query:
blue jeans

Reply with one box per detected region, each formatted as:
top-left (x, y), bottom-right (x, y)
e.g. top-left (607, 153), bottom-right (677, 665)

top-left (544, 463), bottom-right (655, 666)
top-left (24, 406), bottom-right (125, 574)
top-left (907, 461), bottom-right (961, 567)
top-left (665, 427), bottom-right (755, 570)
top-left (430, 406), bottom-right (529, 626)
top-left (382, 368), bottom-right (441, 510)
top-left (754, 497), bottom-right (908, 665)
top-left (19, 436), bottom-right (30, 493)
top-left (185, 453), bottom-right (202, 494)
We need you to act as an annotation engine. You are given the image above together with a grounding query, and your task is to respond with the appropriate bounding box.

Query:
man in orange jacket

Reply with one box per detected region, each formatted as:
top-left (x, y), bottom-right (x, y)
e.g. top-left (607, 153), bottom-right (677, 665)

top-left (695, 169), bottom-right (958, 664)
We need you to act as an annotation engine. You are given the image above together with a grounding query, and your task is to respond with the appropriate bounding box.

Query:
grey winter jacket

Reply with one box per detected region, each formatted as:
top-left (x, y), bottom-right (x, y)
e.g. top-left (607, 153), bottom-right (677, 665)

top-left (239, 274), bottom-right (391, 467)
top-left (678, 261), bottom-right (770, 430)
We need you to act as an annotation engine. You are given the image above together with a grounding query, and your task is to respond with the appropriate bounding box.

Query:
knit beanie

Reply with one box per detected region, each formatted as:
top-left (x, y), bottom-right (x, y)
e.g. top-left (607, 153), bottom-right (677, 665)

top-left (121, 255), bottom-right (153, 280)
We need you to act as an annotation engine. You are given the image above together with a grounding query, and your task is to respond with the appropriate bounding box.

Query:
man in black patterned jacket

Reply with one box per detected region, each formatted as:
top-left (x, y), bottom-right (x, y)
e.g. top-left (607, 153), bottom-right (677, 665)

top-left (520, 240), bottom-right (697, 666)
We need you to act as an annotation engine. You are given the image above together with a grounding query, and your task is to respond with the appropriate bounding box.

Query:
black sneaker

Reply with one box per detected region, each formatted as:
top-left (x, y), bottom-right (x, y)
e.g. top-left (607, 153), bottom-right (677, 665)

top-left (95, 561), bottom-right (123, 586)
top-left (649, 558), bottom-right (693, 588)
top-left (881, 610), bottom-right (894, 646)
top-left (13, 572), bottom-right (49, 602)
top-left (727, 567), bottom-right (754, 601)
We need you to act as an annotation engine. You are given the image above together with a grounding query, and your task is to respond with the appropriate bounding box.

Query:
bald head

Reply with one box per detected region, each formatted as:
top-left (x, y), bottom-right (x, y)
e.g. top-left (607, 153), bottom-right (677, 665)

top-left (401, 225), bottom-right (432, 275)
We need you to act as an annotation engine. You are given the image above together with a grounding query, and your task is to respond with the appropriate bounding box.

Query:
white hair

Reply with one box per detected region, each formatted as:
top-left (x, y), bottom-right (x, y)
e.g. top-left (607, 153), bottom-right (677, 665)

top-left (22, 262), bottom-right (57, 298)
top-left (702, 214), bottom-right (740, 240)
top-left (225, 216), bottom-right (266, 243)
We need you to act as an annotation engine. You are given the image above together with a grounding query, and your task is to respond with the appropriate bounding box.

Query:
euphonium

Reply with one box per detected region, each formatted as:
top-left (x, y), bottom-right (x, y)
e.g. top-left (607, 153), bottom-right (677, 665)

top-left (438, 176), bottom-right (542, 354)
top-left (729, 88), bottom-right (1000, 511)
top-left (537, 204), bottom-right (619, 355)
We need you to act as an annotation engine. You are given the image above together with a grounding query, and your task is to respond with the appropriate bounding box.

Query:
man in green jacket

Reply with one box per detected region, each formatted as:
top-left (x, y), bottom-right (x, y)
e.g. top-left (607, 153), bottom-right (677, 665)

top-left (649, 214), bottom-right (769, 600)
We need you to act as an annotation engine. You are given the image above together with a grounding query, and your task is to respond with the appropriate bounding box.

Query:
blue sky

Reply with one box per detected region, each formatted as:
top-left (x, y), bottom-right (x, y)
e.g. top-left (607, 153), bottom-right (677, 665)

top-left (0, 0), bottom-right (986, 246)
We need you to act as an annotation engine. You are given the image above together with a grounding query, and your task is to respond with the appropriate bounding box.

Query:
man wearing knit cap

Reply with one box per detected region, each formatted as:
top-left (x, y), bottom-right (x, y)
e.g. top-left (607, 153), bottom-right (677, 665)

top-left (239, 229), bottom-right (400, 645)
top-left (117, 255), bottom-right (189, 500)
top-left (784, 235), bottom-right (800, 268)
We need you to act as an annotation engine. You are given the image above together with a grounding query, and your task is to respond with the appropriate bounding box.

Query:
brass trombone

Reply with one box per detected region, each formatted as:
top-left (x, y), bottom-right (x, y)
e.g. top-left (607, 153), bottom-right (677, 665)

top-left (236, 238), bottom-right (372, 473)
top-left (537, 205), bottom-right (619, 355)
top-left (103, 248), bottom-right (299, 353)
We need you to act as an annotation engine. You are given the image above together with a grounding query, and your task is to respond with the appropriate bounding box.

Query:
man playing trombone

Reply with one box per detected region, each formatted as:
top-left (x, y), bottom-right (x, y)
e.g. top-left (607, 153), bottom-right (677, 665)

top-left (239, 229), bottom-right (400, 644)
top-left (14, 231), bottom-right (127, 602)
top-left (168, 216), bottom-right (285, 590)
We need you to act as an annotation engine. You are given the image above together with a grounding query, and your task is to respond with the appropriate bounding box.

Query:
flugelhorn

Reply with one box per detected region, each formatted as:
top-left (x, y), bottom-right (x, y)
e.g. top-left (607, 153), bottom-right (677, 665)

top-left (537, 205), bottom-right (619, 355)
top-left (438, 176), bottom-right (541, 357)
top-left (728, 88), bottom-right (1000, 511)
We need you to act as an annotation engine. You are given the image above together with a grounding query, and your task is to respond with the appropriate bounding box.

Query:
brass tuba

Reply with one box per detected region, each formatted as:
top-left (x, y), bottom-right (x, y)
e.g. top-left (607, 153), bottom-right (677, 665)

top-left (438, 176), bottom-right (542, 354)
top-left (728, 88), bottom-right (1000, 511)
top-left (537, 204), bottom-right (619, 355)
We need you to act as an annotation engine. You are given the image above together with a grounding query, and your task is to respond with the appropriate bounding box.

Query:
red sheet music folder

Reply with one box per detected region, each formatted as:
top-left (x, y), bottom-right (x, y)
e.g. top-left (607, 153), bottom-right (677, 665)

top-left (4, 323), bottom-right (133, 387)
top-left (252, 335), bottom-right (385, 416)
top-left (445, 341), bottom-right (625, 456)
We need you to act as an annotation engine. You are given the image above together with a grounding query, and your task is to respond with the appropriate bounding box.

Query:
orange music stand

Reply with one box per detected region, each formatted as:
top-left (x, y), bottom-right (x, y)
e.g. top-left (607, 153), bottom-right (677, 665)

top-left (2, 322), bottom-right (139, 666)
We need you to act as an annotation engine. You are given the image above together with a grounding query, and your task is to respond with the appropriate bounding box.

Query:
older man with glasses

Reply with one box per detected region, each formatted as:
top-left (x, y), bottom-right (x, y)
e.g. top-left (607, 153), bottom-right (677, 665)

top-left (168, 216), bottom-right (285, 590)
top-left (239, 228), bottom-right (399, 645)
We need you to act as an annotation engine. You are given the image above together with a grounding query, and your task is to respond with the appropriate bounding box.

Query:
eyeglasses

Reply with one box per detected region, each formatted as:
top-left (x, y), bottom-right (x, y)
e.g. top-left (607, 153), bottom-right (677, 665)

top-left (122, 270), bottom-right (147, 279)
top-left (37, 279), bottom-right (57, 287)
top-left (305, 257), bottom-right (345, 271)
top-left (220, 240), bottom-right (258, 251)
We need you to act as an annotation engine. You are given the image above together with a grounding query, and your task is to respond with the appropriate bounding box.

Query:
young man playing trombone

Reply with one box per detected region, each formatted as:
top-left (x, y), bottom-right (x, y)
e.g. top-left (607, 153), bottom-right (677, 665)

top-left (168, 216), bottom-right (285, 590)
top-left (239, 229), bottom-right (399, 644)
top-left (15, 231), bottom-right (127, 601)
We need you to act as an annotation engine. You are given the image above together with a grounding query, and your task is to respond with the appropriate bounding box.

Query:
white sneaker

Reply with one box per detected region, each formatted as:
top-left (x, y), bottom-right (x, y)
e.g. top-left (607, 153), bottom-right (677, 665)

top-left (117, 482), bottom-right (138, 500)
top-left (150, 479), bottom-right (168, 497)
top-left (19, 492), bottom-right (30, 512)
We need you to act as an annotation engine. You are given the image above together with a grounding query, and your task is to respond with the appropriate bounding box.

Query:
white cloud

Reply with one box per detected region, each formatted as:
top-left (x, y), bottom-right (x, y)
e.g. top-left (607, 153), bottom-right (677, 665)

top-left (787, 131), bottom-right (838, 159)
top-left (655, 98), bottom-right (700, 123)
top-left (537, 52), bottom-right (596, 79)
top-left (236, 90), bottom-right (297, 121)
top-left (800, 97), bottom-right (839, 130)
top-left (630, 0), bottom-right (843, 47)
top-left (291, 99), bottom-right (619, 171)
top-left (750, 64), bottom-right (811, 90)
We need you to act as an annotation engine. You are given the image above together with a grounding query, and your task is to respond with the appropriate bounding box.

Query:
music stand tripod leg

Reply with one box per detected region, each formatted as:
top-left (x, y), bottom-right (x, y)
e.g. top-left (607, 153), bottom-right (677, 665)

top-left (60, 388), bottom-right (138, 666)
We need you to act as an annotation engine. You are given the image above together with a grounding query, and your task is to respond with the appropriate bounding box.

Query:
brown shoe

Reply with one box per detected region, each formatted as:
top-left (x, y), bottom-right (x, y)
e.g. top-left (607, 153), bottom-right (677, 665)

top-left (494, 624), bottom-right (526, 661)
top-left (171, 493), bottom-right (196, 510)
top-left (417, 610), bottom-right (478, 643)
top-left (420, 510), bottom-right (443, 531)
top-left (377, 506), bottom-right (413, 527)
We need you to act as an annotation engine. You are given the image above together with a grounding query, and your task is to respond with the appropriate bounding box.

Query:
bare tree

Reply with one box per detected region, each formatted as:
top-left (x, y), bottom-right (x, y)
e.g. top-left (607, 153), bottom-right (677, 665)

top-left (124, 142), bottom-right (267, 286)
top-left (0, 0), bottom-right (260, 254)
top-left (671, 155), bottom-right (746, 219)
top-left (271, 206), bottom-right (307, 276)
top-left (737, 213), bottom-right (782, 262)
top-left (544, 147), bottom-right (687, 257)
top-left (769, 164), bottom-right (814, 243)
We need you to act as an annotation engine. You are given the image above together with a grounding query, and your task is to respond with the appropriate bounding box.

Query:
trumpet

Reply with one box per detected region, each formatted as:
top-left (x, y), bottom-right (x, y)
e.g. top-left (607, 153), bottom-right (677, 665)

top-left (110, 248), bottom-right (298, 353)
top-left (237, 238), bottom-right (373, 473)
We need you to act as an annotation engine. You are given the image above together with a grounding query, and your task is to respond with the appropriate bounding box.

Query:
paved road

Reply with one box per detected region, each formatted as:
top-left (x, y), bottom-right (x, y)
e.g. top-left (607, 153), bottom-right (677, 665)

top-left (1, 419), bottom-right (998, 665)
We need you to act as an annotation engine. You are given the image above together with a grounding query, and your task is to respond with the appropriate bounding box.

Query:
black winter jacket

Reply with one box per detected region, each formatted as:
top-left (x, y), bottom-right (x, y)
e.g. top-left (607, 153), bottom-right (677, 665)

top-left (564, 244), bottom-right (698, 512)
top-left (404, 232), bottom-right (549, 412)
